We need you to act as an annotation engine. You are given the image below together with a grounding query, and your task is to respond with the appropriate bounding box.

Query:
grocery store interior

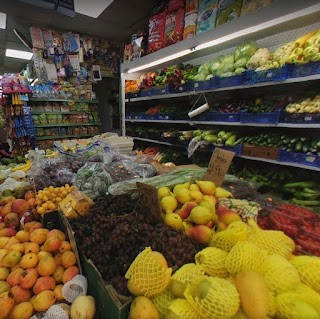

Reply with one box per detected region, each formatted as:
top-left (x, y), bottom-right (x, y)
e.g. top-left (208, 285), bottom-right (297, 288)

top-left (0, 0), bottom-right (320, 318)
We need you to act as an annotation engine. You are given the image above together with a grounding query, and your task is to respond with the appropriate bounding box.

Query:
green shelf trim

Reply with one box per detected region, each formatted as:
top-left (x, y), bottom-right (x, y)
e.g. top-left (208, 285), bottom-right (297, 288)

top-left (29, 98), bottom-right (99, 103)
top-left (35, 123), bottom-right (101, 128)
top-left (35, 134), bottom-right (95, 141)
top-left (31, 111), bottom-right (91, 115)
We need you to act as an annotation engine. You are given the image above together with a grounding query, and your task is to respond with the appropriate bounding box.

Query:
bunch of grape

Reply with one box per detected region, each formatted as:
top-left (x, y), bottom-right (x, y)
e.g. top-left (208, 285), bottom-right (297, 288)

top-left (70, 194), bottom-right (205, 296)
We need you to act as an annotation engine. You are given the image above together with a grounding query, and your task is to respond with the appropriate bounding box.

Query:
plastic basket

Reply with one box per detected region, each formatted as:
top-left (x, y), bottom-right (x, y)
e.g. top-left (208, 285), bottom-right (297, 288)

top-left (240, 110), bottom-right (281, 124)
top-left (127, 91), bottom-right (141, 99)
top-left (220, 144), bottom-right (243, 156)
top-left (151, 85), bottom-right (169, 95)
top-left (195, 112), bottom-right (212, 121)
top-left (158, 114), bottom-right (173, 120)
top-left (168, 83), bottom-right (190, 94)
top-left (278, 149), bottom-right (320, 168)
top-left (243, 145), bottom-right (279, 160)
top-left (216, 73), bottom-right (246, 88)
top-left (280, 112), bottom-right (320, 124)
top-left (213, 112), bottom-right (240, 122)
top-left (287, 61), bottom-right (320, 78)
top-left (190, 80), bottom-right (212, 91)
top-left (246, 65), bottom-right (288, 84)
top-left (140, 88), bottom-right (154, 97)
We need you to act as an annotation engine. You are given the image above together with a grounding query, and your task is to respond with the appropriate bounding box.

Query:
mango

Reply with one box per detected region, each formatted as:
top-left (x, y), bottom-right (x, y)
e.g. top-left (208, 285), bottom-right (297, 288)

top-left (60, 251), bottom-right (77, 269)
top-left (6, 268), bottom-right (23, 287)
top-left (1, 203), bottom-right (13, 218)
top-left (0, 196), bottom-right (15, 206)
top-left (37, 251), bottom-right (51, 261)
top-left (53, 253), bottom-right (61, 266)
top-left (43, 236), bottom-right (62, 253)
top-left (10, 285), bottom-right (32, 303)
top-left (23, 221), bottom-right (38, 232)
top-left (9, 244), bottom-right (24, 254)
top-left (32, 290), bottom-right (56, 312)
top-left (15, 230), bottom-right (30, 243)
top-left (28, 222), bottom-right (44, 233)
top-left (37, 256), bottom-right (57, 277)
top-left (24, 242), bottom-right (40, 255)
top-left (0, 267), bottom-right (10, 281)
top-left (8, 301), bottom-right (33, 319)
top-left (62, 266), bottom-right (79, 284)
top-left (4, 238), bottom-right (20, 250)
top-left (0, 291), bottom-right (15, 318)
top-left (58, 241), bottom-right (72, 254)
top-left (11, 199), bottom-right (29, 215)
top-left (4, 213), bottom-right (20, 228)
top-left (1, 251), bottom-right (21, 268)
top-left (30, 229), bottom-right (49, 245)
top-left (0, 281), bottom-right (10, 294)
top-left (19, 268), bottom-right (39, 290)
top-left (0, 228), bottom-right (17, 237)
top-left (33, 276), bottom-right (56, 294)
top-left (53, 266), bottom-right (65, 284)
top-left (47, 229), bottom-right (66, 241)
top-left (53, 284), bottom-right (64, 302)
top-left (0, 238), bottom-right (9, 249)
top-left (20, 253), bottom-right (39, 269)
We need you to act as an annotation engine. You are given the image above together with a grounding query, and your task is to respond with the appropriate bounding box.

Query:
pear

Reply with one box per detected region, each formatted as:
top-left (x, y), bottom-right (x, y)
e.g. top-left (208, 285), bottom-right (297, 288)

top-left (157, 187), bottom-right (172, 199)
top-left (189, 191), bottom-right (203, 204)
top-left (196, 181), bottom-right (216, 195)
top-left (165, 299), bottom-right (199, 319)
top-left (178, 202), bottom-right (197, 219)
top-left (199, 200), bottom-right (216, 214)
top-left (217, 206), bottom-right (241, 225)
top-left (189, 183), bottom-right (200, 192)
top-left (188, 206), bottom-right (212, 225)
top-left (215, 187), bottom-right (232, 198)
top-left (160, 196), bottom-right (178, 214)
top-left (175, 189), bottom-right (191, 205)
top-left (186, 225), bottom-right (213, 245)
top-left (173, 183), bottom-right (190, 195)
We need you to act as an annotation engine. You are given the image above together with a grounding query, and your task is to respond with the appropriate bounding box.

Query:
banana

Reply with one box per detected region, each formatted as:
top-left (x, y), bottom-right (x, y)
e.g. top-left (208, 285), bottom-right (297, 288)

top-left (44, 150), bottom-right (59, 158)
top-left (11, 161), bottom-right (30, 172)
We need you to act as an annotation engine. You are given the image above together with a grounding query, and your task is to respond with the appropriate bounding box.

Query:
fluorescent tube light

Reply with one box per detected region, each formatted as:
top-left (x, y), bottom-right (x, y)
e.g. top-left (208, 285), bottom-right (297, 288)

top-left (5, 49), bottom-right (33, 60)
top-left (127, 50), bottom-right (192, 73)
top-left (0, 12), bottom-right (6, 29)
top-left (74, 0), bottom-right (114, 18)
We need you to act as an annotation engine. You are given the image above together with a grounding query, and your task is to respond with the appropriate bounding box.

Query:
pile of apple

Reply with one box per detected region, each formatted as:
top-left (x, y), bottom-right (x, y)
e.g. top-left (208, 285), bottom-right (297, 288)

top-left (158, 181), bottom-right (242, 245)
top-left (0, 196), bottom-right (80, 318)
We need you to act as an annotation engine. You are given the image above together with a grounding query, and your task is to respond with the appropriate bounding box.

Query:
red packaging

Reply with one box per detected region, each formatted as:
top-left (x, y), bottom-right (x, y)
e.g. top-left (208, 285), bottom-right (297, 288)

top-left (167, 0), bottom-right (185, 12)
top-left (185, 0), bottom-right (199, 14)
top-left (165, 8), bottom-right (185, 47)
top-left (148, 12), bottom-right (166, 53)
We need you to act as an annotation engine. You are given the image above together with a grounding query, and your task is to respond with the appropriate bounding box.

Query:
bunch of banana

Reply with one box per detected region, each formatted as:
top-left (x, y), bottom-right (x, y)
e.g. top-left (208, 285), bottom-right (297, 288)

top-left (62, 145), bottom-right (77, 153)
top-left (11, 160), bottom-right (32, 172)
top-left (44, 149), bottom-right (59, 158)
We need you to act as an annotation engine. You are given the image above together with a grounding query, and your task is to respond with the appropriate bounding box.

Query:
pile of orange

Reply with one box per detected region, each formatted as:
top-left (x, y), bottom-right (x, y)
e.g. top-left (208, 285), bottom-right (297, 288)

top-left (35, 184), bottom-right (74, 215)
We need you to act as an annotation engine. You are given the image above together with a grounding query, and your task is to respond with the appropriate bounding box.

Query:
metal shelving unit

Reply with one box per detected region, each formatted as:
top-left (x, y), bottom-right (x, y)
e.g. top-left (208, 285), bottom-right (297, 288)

top-left (31, 111), bottom-right (90, 115)
top-left (35, 134), bottom-right (95, 141)
top-left (29, 98), bottom-right (99, 104)
top-left (34, 123), bottom-right (101, 128)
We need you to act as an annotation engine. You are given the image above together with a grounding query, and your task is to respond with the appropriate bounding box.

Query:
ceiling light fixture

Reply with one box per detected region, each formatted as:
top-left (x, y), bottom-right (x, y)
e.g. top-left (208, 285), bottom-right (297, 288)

top-left (0, 12), bottom-right (6, 29)
top-left (5, 49), bottom-right (33, 60)
top-left (127, 50), bottom-right (192, 73)
top-left (74, 0), bottom-right (114, 18)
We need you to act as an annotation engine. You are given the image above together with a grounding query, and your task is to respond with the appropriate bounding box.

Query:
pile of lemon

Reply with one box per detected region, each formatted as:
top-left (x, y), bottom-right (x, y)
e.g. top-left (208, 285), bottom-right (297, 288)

top-left (35, 184), bottom-right (74, 214)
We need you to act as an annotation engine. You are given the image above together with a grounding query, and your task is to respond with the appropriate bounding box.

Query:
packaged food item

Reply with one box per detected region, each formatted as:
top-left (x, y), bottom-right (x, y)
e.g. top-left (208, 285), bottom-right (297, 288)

top-left (216, 0), bottom-right (243, 26)
top-left (240, 0), bottom-right (274, 16)
top-left (56, 114), bottom-right (63, 123)
top-left (186, 0), bottom-right (199, 14)
top-left (164, 8), bottom-right (185, 46)
top-left (32, 115), bottom-right (40, 125)
top-left (52, 102), bottom-right (61, 111)
top-left (123, 44), bottom-right (132, 63)
top-left (167, 0), bottom-right (185, 12)
top-left (61, 103), bottom-right (70, 112)
top-left (38, 114), bottom-right (47, 124)
top-left (61, 127), bottom-right (68, 136)
top-left (82, 114), bottom-right (89, 123)
top-left (37, 128), bottom-right (45, 137)
top-left (80, 126), bottom-right (88, 135)
top-left (148, 12), bottom-right (166, 53)
top-left (47, 114), bottom-right (57, 124)
top-left (44, 102), bottom-right (53, 112)
top-left (30, 27), bottom-right (44, 49)
top-left (184, 12), bottom-right (199, 40)
top-left (196, 0), bottom-right (219, 35)
top-left (45, 128), bottom-right (52, 136)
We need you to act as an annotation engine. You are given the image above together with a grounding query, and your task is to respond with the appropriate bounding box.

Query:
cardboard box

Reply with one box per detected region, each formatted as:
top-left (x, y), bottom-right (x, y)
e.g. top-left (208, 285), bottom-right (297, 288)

top-left (243, 145), bottom-right (279, 160)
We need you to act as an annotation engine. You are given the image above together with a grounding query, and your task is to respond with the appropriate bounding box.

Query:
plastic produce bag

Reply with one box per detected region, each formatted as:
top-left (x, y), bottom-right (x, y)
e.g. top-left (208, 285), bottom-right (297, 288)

top-left (74, 162), bottom-right (113, 200)
top-left (187, 137), bottom-right (209, 158)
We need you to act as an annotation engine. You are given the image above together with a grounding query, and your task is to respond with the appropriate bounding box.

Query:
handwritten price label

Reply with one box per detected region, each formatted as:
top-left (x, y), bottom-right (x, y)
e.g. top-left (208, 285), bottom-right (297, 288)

top-left (136, 182), bottom-right (163, 223)
top-left (204, 148), bottom-right (235, 186)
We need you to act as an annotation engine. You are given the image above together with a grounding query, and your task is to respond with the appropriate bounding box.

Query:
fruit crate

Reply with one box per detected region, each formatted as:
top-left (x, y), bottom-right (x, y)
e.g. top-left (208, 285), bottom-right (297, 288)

top-left (213, 112), bottom-right (240, 122)
top-left (194, 112), bottom-right (212, 121)
top-left (280, 112), bottom-right (320, 124)
top-left (220, 144), bottom-right (243, 156)
top-left (189, 80), bottom-right (212, 91)
top-left (125, 91), bottom-right (141, 99)
top-left (140, 88), bottom-right (154, 97)
top-left (216, 73), bottom-right (246, 88)
top-left (287, 61), bottom-right (320, 78)
top-left (240, 110), bottom-right (281, 124)
top-left (257, 203), bottom-right (320, 257)
top-left (246, 65), bottom-right (288, 84)
top-left (278, 149), bottom-right (320, 168)
top-left (243, 144), bottom-right (279, 160)
top-left (168, 83), bottom-right (190, 94)
top-left (151, 85), bottom-right (169, 95)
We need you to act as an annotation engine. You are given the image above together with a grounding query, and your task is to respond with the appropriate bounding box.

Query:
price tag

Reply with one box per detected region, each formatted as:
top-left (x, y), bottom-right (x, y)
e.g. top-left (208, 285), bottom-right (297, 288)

top-left (204, 148), bottom-right (235, 186)
top-left (136, 182), bottom-right (163, 223)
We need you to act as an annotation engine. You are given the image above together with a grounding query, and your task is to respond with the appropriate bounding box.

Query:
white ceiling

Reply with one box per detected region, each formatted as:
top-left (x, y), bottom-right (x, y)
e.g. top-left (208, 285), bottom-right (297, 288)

top-left (0, 0), bottom-right (156, 74)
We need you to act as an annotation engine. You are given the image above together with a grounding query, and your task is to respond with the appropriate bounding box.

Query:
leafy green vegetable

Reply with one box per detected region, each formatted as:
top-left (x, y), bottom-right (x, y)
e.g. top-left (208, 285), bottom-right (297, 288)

top-left (235, 42), bottom-right (258, 61)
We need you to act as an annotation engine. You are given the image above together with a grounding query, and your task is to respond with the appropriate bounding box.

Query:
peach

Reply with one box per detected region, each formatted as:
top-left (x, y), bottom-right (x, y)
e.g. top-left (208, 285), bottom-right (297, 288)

top-left (62, 266), bottom-right (79, 284)
top-left (20, 253), bottom-right (38, 269)
top-left (6, 268), bottom-right (23, 287)
top-left (4, 213), bottom-right (20, 229)
top-left (43, 237), bottom-right (62, 253)
top-left (60, 251), bottom-right (76, 269)
top-left (33, 276), bottom-right (56, 294)
top-left (10, 285), bottom-right (32, 303)
top-left (8, 301), bottom-right (33, 319)
top-left (1, 251), bottom-right (21, 268)
top-left (46, 229), bottom-right (66, 242)
top-left (24, 243), bottom-right (40, 255)
top-left (37, 256), bottom-right (57, 277)
top-left (0, 291), bottom-right (15, 318)
top-left (0, 196), bottom-right (15, 206)
top-left (32, 290), bottom-right (56, 312)
top-left (0, 267), bottom-right (10, 280)
top-left (24, 191), bottom-right (35, 201)
top-left (19, 268), bottom-right (39, 290)
top-left (4, 238), bottom-right (20, 250)
top-left (186, 225), bottom-right (213, 245)
top-left (53, 284), bottom-right (64, 302)
top-left (28, 222), bottom-right (44, 233)
top-left (58, 241), bottom-right (72, 254)
top-left (30, 229), bottom-right (49, 245)
top-left (0, 228), bottom-right (17, 237)
top-left (11, 199), bottom-right (29, 216)
top-left (0, 237), bottom-right (9, 249)
top-left (52, 266), bottom-right (64, 284)
top-left (15, 230), bottom-right (30, 243)
top-left (9, 244), bottom-right (25, 254)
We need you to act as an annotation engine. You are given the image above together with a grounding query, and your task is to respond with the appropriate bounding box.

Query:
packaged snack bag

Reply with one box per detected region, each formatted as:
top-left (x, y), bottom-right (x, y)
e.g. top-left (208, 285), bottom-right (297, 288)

top-left (148, 12), bottom-right (166, 53)
top-left (184, 0), bottom-right (199, 40)
top-left (186, 0), bottom-right (199, 14)
top-left (196, 0), bottom-right (219, 35)
top-left (164, 8), bottom-right (185, 46)
top-left (216, 0), bottom-right (243, 26)
top-left (240, 0), bottom-right (274, 16)
top-left (167, 0), bottom-right (185, 12)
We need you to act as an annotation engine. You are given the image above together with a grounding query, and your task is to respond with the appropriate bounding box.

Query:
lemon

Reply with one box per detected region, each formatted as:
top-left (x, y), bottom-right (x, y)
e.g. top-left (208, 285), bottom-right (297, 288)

top-left (56, 197), bottom-right (62, 203)
top-left (37, 207), bottom-right (45, 214)
top-left (43, 196), bottom-right (48, 202)
top-left (49, 186), bottom-right (54, 192)
top-left (164, 213), bottom-right (183, 231)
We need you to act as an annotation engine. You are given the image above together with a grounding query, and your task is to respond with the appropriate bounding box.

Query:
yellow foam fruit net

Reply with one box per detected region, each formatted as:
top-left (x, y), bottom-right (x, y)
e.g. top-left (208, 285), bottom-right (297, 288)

top-left (151, 288), bottom-right (175, 318)
top-left (275, 291), bottom-right (320, 319)
top-left (290, 255), bottom-right (320, 293)
top-left (125, 247), bottom-right (172, 297)
top-left (184, 277), bottom-right (240, 319)
top-left (230, 310), bottom-right (248, 319)
top-left (195, 247), bottom-right (229, 278)
top-left (247, 220), bottom-right (295, 258)
top-left (268, 291), bottom-right (276, 318)
top-left (225, 241), bottom-right (267, 275)
top-left (210, 221), bottom-right (249, 252)
top-left (171, 263), bottom-right (205, 285)
top-left (291, 283), bottom-right (320, 311)
top-left (165, 298), bottom-right (203, 319)
top-left (263, 254), bottom-right (300, 294)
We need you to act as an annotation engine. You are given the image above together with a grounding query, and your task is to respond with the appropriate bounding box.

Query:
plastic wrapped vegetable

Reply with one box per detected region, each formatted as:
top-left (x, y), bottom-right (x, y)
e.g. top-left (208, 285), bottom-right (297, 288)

top-left (235, 42), bottom-right (258, 62)
top-left (217, 54), bottom-right (235, 75)
top-left (197, 63), bottom-right (211, 77)
top-left (246, 48), bottom-right (272, 70)
top-left (273, 42), bottom-right (292, 66)
top-left (209, 58), bottom-right (222, 76)
top-left (234, 67), bottom-right (246, 75)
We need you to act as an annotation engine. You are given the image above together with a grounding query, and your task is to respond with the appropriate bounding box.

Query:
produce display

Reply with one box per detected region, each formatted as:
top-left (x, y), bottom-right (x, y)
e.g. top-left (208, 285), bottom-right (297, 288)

top-left (285, 94), bottom-right (320, 113)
